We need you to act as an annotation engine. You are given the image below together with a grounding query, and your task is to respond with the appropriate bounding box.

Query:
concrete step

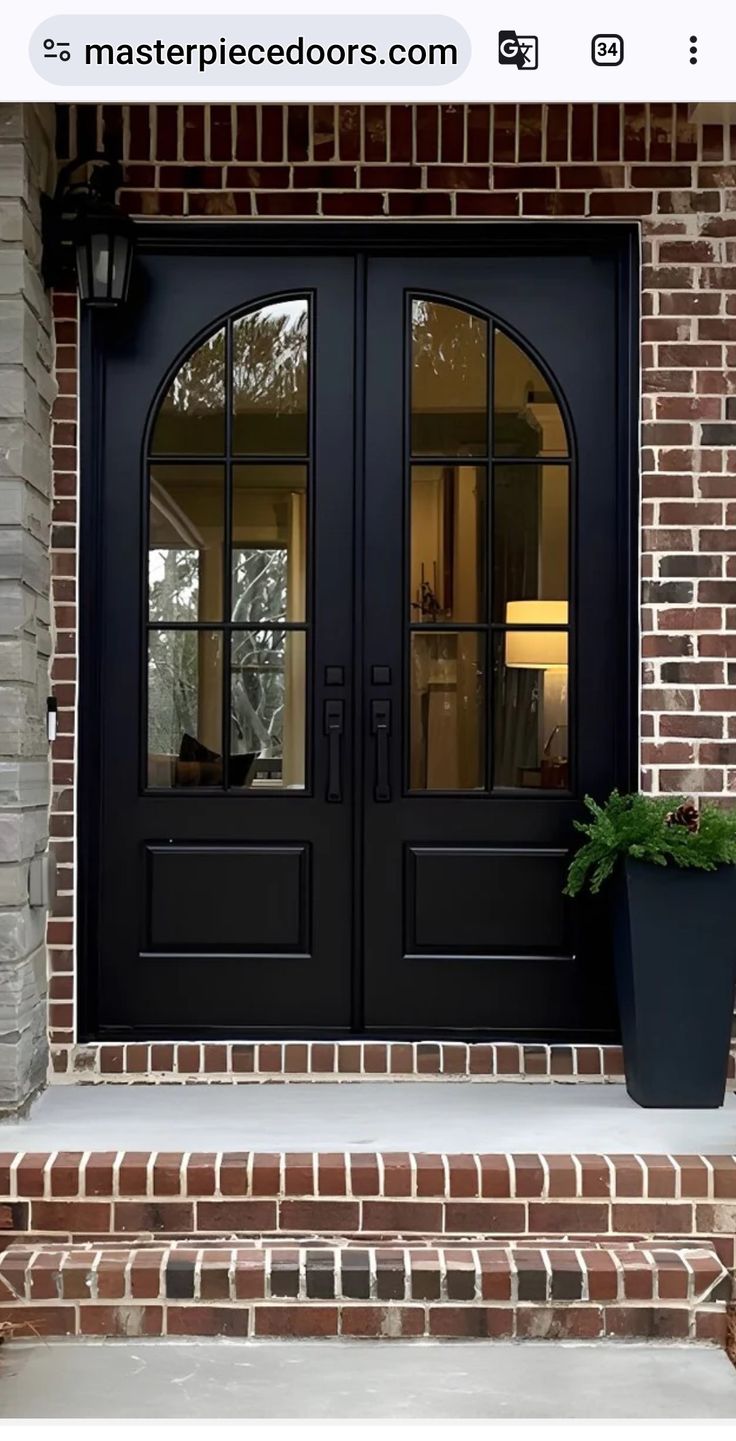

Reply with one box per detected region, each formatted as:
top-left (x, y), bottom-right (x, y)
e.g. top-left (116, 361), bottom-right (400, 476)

top-left (4, 1339), bottom-right (736, 1420)
top-left (0, 1239), bottom-right (730, 1343)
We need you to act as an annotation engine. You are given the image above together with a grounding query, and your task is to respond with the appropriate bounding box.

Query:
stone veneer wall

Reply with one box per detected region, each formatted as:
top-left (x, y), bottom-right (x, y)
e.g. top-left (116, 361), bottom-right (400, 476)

top-left (0, 105), bottom-right (55, 1112)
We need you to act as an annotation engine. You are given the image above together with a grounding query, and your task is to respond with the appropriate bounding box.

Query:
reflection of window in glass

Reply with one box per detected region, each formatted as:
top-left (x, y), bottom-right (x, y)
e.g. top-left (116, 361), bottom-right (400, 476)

top-left (409, 632), bottom-right (485, 792)
top-left (151, 329), bottom-right (226, 455)
top-left (493, 627), bottom-right (568, 791)
top-left (233, 300), bottom-right (308, 455)
top-left (232, 464), bottom-right (307, 622)
top-left (494, 331), bottom-right (567, 458)
top-left (492, 465), bottom-right (569, 623)
top-left (147, 631), bottom-right (223, 788)
top-left (148, 465), bottom-right (224, 623)
top-left (411, 300), bottom-right (488, 457)
top-left (410, 465), bottom-right (485, 624)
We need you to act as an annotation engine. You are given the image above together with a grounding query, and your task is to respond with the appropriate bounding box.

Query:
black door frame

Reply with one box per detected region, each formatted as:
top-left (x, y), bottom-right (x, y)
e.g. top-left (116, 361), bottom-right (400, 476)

top-left (77, 222), bottom-right (640, 1042)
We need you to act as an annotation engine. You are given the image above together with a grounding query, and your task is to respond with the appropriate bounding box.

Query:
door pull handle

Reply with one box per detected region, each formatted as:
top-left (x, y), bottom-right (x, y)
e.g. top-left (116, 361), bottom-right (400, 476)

top-left (324, 699), bottom-right (344, 803)
top-left (370, 699), bottom-right (391, 803)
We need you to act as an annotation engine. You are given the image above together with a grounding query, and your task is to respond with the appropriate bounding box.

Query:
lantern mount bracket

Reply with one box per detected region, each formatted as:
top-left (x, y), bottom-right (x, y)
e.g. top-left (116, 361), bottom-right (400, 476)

top-left (41, 152), bottom-right (130, 296)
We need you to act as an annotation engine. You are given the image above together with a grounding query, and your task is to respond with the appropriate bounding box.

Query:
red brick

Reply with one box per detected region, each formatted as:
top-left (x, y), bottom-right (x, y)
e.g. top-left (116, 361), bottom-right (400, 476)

top-left (254, 1305), bottom-right (338, 1337)
top-left (349, 1154), bottom-right (380, 1196)
top-left (83, 1152), bottom-right (117, 1198)
top-left (279, 1201), bottom-right (360, 1231)
top-left (1, 1306), bottom-right (77, 1337)
top-left (167, 1307), bottom-right (249, 1337)
top-left (284, 1153), bottom-right (315, 1196)
top-left (317, 1154), bottom-right (347, 1197)
top-left (383, 1154), bottom-right (413, 1197)
top-left (604, 1306), bottom-right (689, 1339)
top-left (362, 1201), bottom-right (443, 1232)
top-left (197, 1201), bottom-right (277, 1231)
top-left (185, 1155), bottom-right (217, 1197)
top-left (528, 1202), bottom-right (609, 1233)
top-left (113, 1202), bottom-right (194, 1233)
top-left (447, 1156), bottom-right (479, 1198)
top-left (445, 1202), bottom-right (526, 1233)
top-left (16, 1155), bottom-right (49, 1198)
top-left (429, 1307), bottom-right (514, 1338)
top-left (31, 1201), bottom-right (111, 1233)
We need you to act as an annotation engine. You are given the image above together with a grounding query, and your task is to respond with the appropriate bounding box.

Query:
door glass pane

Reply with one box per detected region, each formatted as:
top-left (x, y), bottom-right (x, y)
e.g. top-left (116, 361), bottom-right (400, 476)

top-left (148, 630), bottom-right (223, 787)
top-left (410, 466), bottom-right (485, 624)
top-left (411, 301), bottom-right (488, 457)
top-left (493, 464), bottom-right (569, 622)
top-left (232, 465), bottom-right (307, 622)
top-left (148, 465), bottom-right (224, 622)
top-left (151, 328), bottom-right (226, 455)
top-left (493, 631), bottom-right (569, 790)
top-left (494, 330), bottom-right (567, 457)
top-left (230, 630), bottom-right (306, 789)
top-left (233, 300), bottom-right (308, 455)
top-left (410, 632), bottom-right (485, 791)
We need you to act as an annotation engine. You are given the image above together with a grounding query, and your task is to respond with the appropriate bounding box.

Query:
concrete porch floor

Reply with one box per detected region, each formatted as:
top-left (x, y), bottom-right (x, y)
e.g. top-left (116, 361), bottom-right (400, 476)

top-left (1, 1340), bottom-right (736, 1419)
top-left (1, 1081), bottom-right (735, 1152)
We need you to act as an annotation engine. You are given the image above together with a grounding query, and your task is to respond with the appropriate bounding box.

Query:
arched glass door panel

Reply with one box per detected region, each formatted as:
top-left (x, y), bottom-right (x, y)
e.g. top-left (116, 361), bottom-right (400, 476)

top-left (409, 298), bottom-right (571, 792)
top-left (146, 299), bottom-right (309, 790)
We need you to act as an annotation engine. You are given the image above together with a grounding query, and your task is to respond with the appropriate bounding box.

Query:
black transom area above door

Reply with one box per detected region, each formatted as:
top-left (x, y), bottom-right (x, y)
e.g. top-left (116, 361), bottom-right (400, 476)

top-left (79, 227), bottom-right (636, 1041)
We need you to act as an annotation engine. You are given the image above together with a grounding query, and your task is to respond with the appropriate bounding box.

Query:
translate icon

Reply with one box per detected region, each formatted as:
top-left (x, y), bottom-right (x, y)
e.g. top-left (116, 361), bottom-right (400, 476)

top-left (498, 31), bottom-right (538, 71)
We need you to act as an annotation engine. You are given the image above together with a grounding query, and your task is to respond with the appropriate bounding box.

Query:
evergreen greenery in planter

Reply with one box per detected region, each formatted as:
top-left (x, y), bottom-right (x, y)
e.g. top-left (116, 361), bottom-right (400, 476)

top-left (565, 791), bottom-right (736, 1108)
top-left (564, 790), bottom-right (736, 897)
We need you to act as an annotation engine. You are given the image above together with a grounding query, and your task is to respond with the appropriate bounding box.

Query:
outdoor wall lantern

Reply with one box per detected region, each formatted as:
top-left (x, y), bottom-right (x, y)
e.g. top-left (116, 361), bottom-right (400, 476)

top-left (42, 154), bottom-right (136, 308)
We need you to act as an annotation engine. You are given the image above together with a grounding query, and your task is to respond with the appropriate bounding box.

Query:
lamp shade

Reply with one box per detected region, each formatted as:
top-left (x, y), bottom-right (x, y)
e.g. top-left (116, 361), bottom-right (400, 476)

top-left (73, 198), bottom-right (135, 308)
top-left (505, 601), bottom-right (568, 669)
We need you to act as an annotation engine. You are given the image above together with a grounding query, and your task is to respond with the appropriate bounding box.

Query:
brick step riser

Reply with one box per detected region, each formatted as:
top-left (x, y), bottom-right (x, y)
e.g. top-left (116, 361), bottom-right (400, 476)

top-left (3, 1152), bottom-right (735, 1264)
top-left (54, 1040), bottom-right (736, 1086)
top-left (2, 1302), bottom-right (728, 1343)
top-left (1, 1241), bottom-right (730, 1343)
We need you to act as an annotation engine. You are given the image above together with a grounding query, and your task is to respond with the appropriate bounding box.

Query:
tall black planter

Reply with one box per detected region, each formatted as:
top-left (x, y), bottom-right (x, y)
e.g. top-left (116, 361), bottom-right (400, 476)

top-left (614, 859), bottom-right (736, 1108)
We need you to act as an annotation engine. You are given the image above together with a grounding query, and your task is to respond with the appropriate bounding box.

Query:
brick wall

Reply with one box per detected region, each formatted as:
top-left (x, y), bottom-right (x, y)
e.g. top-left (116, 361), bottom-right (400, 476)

top-left (48, 102), bottom-right (736, 1063)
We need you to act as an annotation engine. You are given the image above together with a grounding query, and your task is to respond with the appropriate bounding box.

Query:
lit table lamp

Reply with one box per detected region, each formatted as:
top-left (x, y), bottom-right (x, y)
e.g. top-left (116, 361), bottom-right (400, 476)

top-left (505, 601), bottom-right (569, 788)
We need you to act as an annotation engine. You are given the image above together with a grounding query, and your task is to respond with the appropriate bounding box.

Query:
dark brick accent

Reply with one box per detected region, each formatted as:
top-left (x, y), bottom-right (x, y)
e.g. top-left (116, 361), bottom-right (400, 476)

top-left (165, 1258), bottom-right (195, 1300)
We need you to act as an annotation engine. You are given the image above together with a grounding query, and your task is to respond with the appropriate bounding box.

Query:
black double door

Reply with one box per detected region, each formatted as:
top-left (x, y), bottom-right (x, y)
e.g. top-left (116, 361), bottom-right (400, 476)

top-left (84, 232), bottom-right (634, 1040)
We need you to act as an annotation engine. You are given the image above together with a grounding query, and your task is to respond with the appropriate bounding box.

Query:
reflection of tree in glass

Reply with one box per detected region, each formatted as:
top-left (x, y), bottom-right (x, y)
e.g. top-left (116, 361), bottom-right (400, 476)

top-left (148, 630), bottom-right (200, 757)
top-left (233, 301), bottom-right (307, 424)
top-left (232, 626), bottom-right (285, 759)
top-left (231, 549), bottom-right (288, 758)
top-left (149, 547), bottom-right (199, 622)
top-left (412, 299), bottom-right (487, 390)
top-left (153, 300), bottom-right (307, 449)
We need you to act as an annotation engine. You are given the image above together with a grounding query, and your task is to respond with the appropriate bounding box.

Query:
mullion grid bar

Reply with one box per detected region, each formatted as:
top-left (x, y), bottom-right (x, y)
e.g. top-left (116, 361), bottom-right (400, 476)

top-left (223, 317), bottom-right (234, 789)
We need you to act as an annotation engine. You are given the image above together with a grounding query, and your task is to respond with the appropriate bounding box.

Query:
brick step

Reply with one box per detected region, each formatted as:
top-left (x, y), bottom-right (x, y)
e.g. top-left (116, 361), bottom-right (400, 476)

top-left (0, 1239), bottom-right (730, 1343)
top-left (55, 1039), bottom-right (736, 1085)
top-left (2, 1152), bottom-right (735, 1267)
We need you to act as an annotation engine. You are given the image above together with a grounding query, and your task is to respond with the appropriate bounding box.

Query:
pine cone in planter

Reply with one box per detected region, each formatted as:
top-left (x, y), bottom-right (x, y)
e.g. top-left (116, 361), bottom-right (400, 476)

top-left (665, 799), bottom-right (700, 833)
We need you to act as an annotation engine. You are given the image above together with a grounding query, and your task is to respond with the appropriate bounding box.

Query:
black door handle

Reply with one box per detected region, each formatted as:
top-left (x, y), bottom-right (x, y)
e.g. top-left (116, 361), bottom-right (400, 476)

top-left (370, 699), bottom-right (391, 802)
top-left (324, 699), bottom-right (344, 802)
